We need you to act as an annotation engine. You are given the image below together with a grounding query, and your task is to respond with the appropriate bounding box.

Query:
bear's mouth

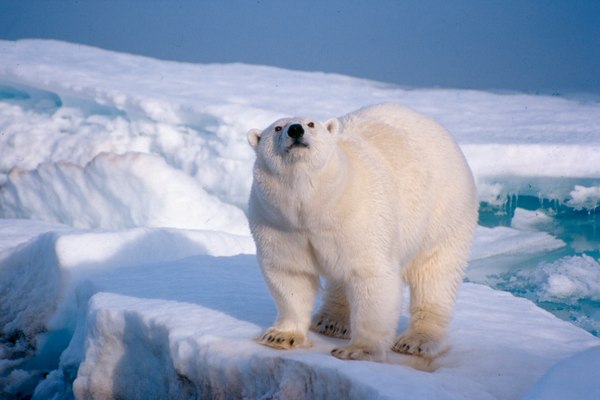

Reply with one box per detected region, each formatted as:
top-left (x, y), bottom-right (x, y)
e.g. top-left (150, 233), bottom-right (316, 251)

top-left (286, 141), bottom-right (309, 152)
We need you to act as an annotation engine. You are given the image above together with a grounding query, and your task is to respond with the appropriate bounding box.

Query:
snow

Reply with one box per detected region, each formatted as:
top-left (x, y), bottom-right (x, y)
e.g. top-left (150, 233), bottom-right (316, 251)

top-left (567, 185), bottom-right (600, 210)
top-left (510, 208), bottom-right (555, 232)
top-left (504, 255), bottom-right (600, 303)
top-left (470, 226), bottom-right (565, 261)
top-left (2, 39), bottom-right (600, 213)
top-left (1, 39), bottom-right (600, 399)
top-left (1, 152), bottom-right (250, 234)
top-left (522, 346), bottom-right (600, 400)
top-left (2, 219), bottom-right (597, 400)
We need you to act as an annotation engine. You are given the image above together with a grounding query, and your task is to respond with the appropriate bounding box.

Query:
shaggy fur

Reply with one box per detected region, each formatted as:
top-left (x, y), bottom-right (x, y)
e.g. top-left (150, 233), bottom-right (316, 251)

top-left (247, 104), bottom-right (477, 361)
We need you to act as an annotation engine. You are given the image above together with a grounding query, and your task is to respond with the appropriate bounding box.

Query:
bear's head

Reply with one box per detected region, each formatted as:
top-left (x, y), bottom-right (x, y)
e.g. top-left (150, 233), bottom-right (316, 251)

top-left (247, 117), bottom-right (339, 173)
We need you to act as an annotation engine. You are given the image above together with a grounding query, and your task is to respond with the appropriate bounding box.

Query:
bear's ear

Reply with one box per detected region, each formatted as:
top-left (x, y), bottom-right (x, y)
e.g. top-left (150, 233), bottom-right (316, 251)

top-left (247, 129), bottom-right (262, 149)
top-left (324, 118), bottom-right (339, 135)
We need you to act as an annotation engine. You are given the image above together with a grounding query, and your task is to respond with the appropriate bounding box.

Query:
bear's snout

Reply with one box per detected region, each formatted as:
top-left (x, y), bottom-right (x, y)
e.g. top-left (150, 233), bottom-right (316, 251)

top-left (287, 124), bottom-right (304, 139)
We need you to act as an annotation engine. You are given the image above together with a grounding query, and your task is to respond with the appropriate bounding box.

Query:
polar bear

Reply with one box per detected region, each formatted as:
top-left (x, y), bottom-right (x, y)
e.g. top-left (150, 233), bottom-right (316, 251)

top-left (247, 104), bottom-right (478, 362)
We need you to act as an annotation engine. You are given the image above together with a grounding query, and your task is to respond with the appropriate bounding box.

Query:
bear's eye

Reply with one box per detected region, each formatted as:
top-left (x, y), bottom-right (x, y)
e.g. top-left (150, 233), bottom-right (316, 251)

top-left (307, 122), bottom-right (315, 128)
top-left (275, 126), bottom-right (282, 132)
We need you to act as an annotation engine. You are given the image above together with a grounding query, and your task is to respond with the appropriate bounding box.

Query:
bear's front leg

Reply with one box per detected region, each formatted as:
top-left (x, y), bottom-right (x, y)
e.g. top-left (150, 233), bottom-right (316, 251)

top-left (257, 265), bottom-right (319, 350)
top-left (331, 270), bottom-right (402, 362)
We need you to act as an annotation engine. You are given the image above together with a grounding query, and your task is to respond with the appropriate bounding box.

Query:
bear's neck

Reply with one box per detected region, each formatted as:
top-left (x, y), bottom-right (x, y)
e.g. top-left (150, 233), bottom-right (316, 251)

top-left (259, 150), bottom-right (348, 229)
top-left (284, 150), bottom-right (345, 200)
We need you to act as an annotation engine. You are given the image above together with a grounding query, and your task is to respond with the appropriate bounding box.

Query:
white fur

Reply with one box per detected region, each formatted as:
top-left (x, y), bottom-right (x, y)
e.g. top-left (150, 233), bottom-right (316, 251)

top-left (247, 104), bottom-right (478, 362)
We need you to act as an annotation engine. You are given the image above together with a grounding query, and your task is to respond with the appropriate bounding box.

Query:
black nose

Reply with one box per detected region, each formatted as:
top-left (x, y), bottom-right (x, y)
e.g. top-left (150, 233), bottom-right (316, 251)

top-left (287, 124), bottom-right (304, 139)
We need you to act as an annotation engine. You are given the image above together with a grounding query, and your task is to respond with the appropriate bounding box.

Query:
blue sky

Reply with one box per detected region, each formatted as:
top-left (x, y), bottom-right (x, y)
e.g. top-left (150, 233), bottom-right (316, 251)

top-left (1, 0), bottom-right (599, 95)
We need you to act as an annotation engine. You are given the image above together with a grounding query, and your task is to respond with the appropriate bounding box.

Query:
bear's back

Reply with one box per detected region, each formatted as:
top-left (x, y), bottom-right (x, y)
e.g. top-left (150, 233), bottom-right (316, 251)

top-left (337, 103), bottom-right (477, 249)
top-left (339, 104), bottom-right (455, 152)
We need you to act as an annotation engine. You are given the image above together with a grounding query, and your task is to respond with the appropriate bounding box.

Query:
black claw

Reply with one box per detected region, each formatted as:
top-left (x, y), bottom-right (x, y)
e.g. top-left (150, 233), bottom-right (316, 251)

top-left (289, 338), bottom-right (295, 346)
top-left (316, 321), bottom-right (322, 327)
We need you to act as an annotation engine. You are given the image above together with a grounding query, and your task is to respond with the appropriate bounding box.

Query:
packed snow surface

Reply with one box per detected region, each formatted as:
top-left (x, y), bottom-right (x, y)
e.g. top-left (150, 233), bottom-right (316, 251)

top-left (1, 39), bottom-right (600, 399)
top-left (2, 220), bottom-right (598, 400)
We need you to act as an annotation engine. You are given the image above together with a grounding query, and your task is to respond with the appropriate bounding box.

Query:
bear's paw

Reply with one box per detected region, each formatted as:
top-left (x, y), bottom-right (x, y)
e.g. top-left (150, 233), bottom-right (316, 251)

top-left (331, 344), bottom-right (384, 362)
top-left (256, 327), bottom-right (309, 350)
top-left (392, 331), bottom-right (447, 358)
top-left (310, 315), bottom-right (350, 339)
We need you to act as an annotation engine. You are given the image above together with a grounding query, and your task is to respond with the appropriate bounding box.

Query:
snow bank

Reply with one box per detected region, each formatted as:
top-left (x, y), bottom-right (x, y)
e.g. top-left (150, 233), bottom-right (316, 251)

top-left (2, 39), bottom-right (600, 220)
top-left (33, 275), bottom-right (600, 400)
top-left (1, 152), bottom-right (250, 234)
top-left (1, 220), bottom-right (598, 399)
top-left (61, 294), bottom-right (379, 400)
top-left (0, 220), bottom-right (254, 393)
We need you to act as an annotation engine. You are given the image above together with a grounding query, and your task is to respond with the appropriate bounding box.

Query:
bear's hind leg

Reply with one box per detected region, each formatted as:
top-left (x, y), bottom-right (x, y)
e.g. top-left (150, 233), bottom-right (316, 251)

top-left (393, 244), bottom-right (467, 358)
top-left (331, 270), bottom-right (402, 362)
top-left (311, 280), bottom-right (351, 339)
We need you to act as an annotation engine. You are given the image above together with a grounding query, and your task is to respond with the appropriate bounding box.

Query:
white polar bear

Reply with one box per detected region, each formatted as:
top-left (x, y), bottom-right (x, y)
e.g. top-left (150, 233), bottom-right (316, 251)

top-left (247, 104), bottom-right (478, 362)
